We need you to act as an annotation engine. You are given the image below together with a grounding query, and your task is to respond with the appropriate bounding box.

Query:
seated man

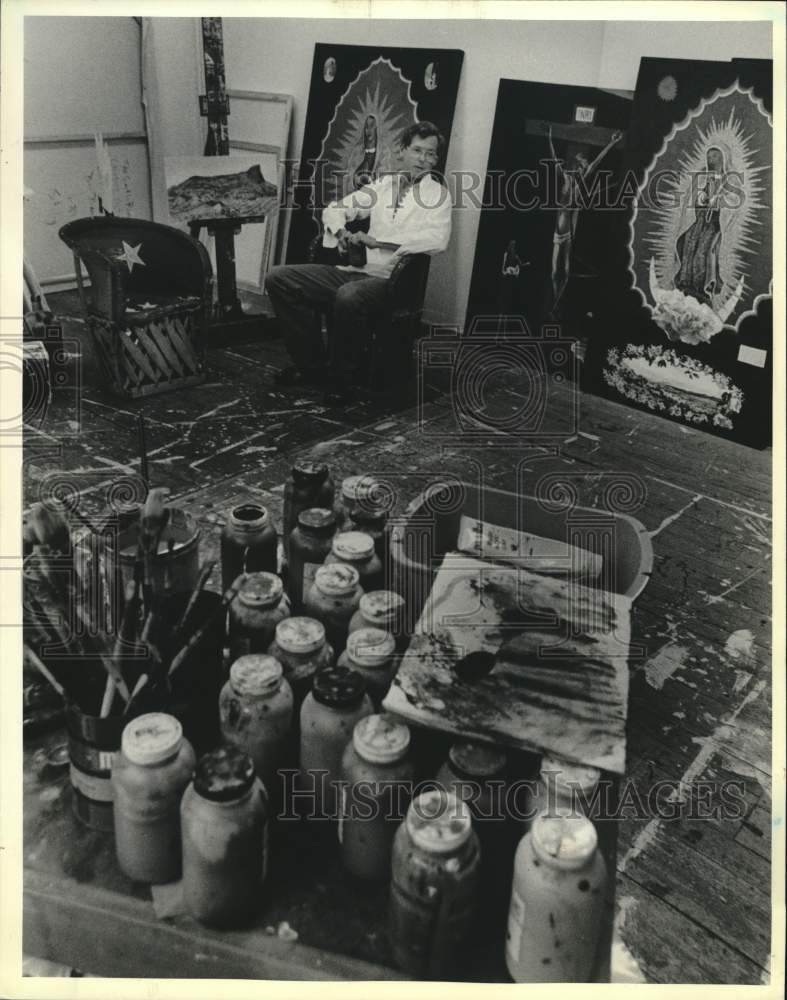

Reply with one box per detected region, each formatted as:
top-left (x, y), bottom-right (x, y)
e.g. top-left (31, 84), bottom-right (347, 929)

top-left (265, 121), bottom-right (452, 402)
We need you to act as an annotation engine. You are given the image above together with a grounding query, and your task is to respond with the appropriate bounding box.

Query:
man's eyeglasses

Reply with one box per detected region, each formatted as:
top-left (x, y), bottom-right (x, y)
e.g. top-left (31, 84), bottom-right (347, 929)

top-left (408, 146), bottom-right (440, 162)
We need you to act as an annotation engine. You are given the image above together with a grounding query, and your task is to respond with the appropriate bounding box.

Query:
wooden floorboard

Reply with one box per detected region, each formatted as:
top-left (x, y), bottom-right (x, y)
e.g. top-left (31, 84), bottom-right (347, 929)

top-left (23, 300), bottom-right (773, 983)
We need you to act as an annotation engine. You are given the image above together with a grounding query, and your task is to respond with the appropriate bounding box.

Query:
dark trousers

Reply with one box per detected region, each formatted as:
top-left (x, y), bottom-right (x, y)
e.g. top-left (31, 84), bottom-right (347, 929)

top-left (265, 264), bottom-right (388, 382)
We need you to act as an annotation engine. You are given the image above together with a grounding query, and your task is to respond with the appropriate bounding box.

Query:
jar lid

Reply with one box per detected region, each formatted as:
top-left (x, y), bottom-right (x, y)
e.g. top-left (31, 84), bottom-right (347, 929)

top-left (448, 740), bottom-right (507, 779)
top-left (275, 616), bottom-right (326, 655)
top-left (359, 590), bottom-right (404, 626)
top-left (313, 666), bottom-right (366, 708)
top-left (341, 474), bottom-right (377, 504)
top-left (237, 572), bottom-right (283, 608)
top-left (540, 754), bottom-right (601, 795)
top-left (194, 746), bottom-right (255, 802)
top-left (346, 627), bottom-right (396, 668)
top-left (350, 503), bottom-right (387, 526)
top-left (531, 814), bottom-right (598, 870)
top-left (353, 713), bottom-right (410, 764)
top-left (292, 462), bottom-right (328, 482)
top-left (230, 654), bottom-right (283, 697)
top-left (229, 503), bottom-right (269, 527)
top-left (332, 531), bottom-right (375, 562)
top-left (297, 507), bottom-right (336, 533)
top-left (314, 563), bottom-right (360, 596)
top-left (122, 712), bottom-right (183, 766)
top-left (406, 790), bottom-right (472, 854)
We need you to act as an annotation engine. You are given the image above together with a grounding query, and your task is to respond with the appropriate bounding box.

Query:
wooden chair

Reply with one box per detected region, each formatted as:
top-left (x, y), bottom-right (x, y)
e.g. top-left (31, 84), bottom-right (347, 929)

top-left (307, 220), bottom-right (430, 389)
top-left (60, 217), bottom-right (213, 398)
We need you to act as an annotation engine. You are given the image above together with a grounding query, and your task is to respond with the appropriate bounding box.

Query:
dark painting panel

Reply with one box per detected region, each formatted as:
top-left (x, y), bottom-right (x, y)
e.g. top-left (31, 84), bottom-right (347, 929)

top-left (464, 79), bottom-right (634, 338)
top-left (287, 43), bottom-right (463, 265)
top-left (584, 57), bottom-right (773, 448)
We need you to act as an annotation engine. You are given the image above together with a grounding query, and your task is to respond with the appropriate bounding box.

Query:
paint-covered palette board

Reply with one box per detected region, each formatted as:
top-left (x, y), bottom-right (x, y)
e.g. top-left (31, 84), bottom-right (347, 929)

top-left (383, 552), bottom-right (632, 773)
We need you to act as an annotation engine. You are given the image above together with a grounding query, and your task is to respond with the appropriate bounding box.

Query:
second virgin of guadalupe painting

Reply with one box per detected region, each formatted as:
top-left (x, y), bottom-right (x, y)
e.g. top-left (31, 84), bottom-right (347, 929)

top-left (584, 57), bottom-right (773, 448)
top-left (464, 79), bottom-right (633, 338)
top-left (286, 43), bottom-right (463, 265)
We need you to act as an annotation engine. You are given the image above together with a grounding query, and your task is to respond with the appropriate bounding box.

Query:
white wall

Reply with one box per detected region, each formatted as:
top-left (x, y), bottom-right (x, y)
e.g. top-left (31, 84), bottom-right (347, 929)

top-left (24, 16), bottom-right (152, 285)
top-left (597, 20), bottom-right (772, 91)
top-left (144, 16), bottom-right (774, 326)
top-left (222, 17), bottom-right (607, 326)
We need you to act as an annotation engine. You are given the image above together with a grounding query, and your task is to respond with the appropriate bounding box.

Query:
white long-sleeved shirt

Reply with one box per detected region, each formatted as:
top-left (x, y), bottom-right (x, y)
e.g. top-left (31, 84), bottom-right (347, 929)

top-left (321, 172), bottom-right (452, 278)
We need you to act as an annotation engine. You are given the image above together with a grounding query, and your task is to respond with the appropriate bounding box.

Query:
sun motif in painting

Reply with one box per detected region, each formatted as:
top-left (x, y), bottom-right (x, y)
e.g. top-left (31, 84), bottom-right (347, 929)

top-left (316, 56), bottom-right (418, 206)
top-left (629, 82), bottom-right (772, 346)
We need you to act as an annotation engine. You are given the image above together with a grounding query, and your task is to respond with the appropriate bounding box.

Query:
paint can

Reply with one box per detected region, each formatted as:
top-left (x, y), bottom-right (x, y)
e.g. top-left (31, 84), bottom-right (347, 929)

top-left (112, 506), bottom-right (201, 597)
top-left (65, 701), bottom-right (129, 831)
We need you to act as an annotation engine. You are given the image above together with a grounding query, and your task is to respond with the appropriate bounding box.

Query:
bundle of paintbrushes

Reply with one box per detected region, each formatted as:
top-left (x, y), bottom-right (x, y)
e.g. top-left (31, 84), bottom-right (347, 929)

top-left (23, 491), bottom-right (228, 727)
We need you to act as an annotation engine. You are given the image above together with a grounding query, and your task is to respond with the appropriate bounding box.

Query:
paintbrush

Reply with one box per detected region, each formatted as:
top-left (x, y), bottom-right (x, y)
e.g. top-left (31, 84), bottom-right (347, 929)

top-left (101, 575), bottom-right (142, 718)
top-left (31, 547), bottom-right (132, 705)
top-left (24, 644), bottom-right (67, 701)
top-left (27, 501), bottom-right (71, 554)
top-left (138, 413), bottom-right (149, 488)
top-left (167, 575), bottom-right (243, 681)
top-left (139, 488), bottom-right (170, 611)
top-left (172, 559), bottom-right (216, 645)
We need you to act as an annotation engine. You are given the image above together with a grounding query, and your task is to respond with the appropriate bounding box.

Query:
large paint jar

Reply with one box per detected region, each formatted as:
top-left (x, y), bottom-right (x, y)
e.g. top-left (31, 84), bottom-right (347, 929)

top-left (525, 754), bottom-right (601, 831)
top-left (287, 507), bottom-right (336, 613)
top-left (339, 713), bottom-right (414, 880)
top-left (283, 462), bottom-right (335, 558)
top-left (338, 627), bottom-right (397, 709)
top-left (325, 530), bottom-right (384, 592)
top-left (299, 666), bottom-right (373, 819)
top-left (219, 654), bottom-right (293, 800)
top-left (181, 747), bottom-right (268, 928)
top-left (304, 563), bottom-right (363, 656)
top-left (390, 790), bottom-right (481, 978)
top-left (267, 616), bottom-right (334, 710)
top-left (220, 503), bottom-right (278, 593)
top-left (348, 590), bottom-right (406, 650)
top-left (228, 571), bottom-right (290, 662)
top-left (505, 814), bottom-right (607, 982)
top-left (112, 712), bottom-right (196, 883)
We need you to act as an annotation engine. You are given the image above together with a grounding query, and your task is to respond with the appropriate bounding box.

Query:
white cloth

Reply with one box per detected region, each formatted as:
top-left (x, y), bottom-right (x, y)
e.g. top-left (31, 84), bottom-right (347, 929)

top-left (321, 173), bottom-right (452, 278)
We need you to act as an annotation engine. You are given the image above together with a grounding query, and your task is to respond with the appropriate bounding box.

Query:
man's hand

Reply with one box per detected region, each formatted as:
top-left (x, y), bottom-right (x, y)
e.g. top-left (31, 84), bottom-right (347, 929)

top-left (348, 231), bottom-right (379, 249)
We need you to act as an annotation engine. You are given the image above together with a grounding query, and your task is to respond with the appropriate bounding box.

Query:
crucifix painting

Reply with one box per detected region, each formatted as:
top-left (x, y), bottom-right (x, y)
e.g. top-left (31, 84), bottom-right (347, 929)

top-left (540, 121), bottom-right (624, 320)
top-left (465, 80), bottom-right (633, 340)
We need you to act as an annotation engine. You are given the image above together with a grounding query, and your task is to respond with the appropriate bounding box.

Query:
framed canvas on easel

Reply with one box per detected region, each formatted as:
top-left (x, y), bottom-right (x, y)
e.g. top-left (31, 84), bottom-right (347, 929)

top-left (225, 89), bottom-right (293, 314)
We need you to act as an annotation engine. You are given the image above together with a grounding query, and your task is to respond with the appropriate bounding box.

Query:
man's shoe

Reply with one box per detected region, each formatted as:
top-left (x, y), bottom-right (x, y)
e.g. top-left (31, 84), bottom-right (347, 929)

top-left (323, 379), bottom-right (354, 406)
top-left (273, 365), bottom-right (324, 387)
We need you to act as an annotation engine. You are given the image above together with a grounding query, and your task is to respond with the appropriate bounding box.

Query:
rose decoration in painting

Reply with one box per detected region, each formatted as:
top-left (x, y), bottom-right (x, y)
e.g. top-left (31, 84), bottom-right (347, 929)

top-left (648, 258), bottom-right (732, 345)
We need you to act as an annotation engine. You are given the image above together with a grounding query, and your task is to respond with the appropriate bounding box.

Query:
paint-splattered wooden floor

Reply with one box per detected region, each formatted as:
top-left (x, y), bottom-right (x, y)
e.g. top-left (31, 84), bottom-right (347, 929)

top-left (23, 298), bottom-right (772, 984)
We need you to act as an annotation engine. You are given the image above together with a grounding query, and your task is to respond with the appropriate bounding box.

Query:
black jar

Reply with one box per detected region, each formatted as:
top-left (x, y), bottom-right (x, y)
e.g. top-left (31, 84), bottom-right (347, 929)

top-left (287, 507), bottom-right (337, 613)
top-left (283, 464), bottom-right (335, 558)
top-left (220, 504), bottom-right (278, 593)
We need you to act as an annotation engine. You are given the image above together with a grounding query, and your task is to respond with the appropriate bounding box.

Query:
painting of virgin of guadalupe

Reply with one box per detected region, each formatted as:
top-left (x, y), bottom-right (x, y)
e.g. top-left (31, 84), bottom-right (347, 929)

top-left (584, 57), bottom-right (773, 448)
top-left (674, 145), bottom-right (728, 306)
top-left (286, 44), bottom-right (463, 265)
